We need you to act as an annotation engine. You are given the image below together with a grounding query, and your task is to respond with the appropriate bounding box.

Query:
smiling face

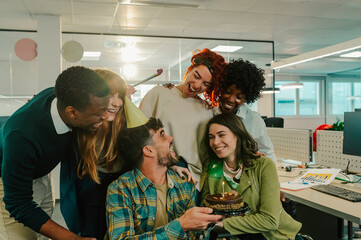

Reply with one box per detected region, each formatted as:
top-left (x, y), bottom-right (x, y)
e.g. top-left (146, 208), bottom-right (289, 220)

top-left (107, 93), bottom-right (123, 122)
top-left (178, 65), bottom-right (212, 98)
top-left (151, 128), bottom-right (178, 167)
top-left (220, 84), bottom-right (246, 114)
top-left (72, 95), bottom-right (109, 131)
top-left (208, 123), bottom-right (238, 162)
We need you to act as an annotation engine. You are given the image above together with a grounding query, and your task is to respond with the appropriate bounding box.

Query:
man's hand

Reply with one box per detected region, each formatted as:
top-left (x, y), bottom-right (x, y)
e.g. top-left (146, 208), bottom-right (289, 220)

top-left (178, 207), bottom-right (223, 231)
top-left (169, 166), bottom-right (197, 184)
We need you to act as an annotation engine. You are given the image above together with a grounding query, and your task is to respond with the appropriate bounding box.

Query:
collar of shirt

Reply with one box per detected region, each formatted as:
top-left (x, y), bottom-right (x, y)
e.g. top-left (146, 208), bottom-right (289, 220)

top-left (235, 104), bottom-right (248, 119)
top-left (134, 168), bottom-right (176, 192)
top-left (51, 98), bottom-right (72, 134)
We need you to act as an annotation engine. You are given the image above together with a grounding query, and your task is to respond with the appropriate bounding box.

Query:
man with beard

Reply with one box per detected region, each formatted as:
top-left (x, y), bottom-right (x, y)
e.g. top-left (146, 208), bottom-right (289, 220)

top-left (105, 118), bottom-right (222, 239)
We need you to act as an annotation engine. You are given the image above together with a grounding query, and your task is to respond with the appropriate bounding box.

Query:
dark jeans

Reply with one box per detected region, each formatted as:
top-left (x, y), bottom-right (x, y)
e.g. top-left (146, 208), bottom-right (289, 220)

top-left (76, 171), bottom-right (122, 240)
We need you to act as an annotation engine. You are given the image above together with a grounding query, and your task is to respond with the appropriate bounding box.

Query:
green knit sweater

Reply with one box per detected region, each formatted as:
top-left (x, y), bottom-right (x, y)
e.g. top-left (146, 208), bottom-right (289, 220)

top-left (0, 87), bottom-right (74, 232)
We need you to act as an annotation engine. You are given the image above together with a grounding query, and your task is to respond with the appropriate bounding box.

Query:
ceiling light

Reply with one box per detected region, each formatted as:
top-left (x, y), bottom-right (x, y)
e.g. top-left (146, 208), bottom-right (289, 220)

top-left (104, 41), bottom-right (125, 49)
top-left (211, 45), bottom-right (243, 53)
top-left (280, 83), bottom-right (303, 89)
top-left (119, 43), bottom-right (140, 62)
top-left (0, 95), bottom-right (33, 99)
top-left (123, 64), bottom-right (137, 78)
top-left (271, 36), bottom-right (361, 70)
top-left (82, 51), bottom-right (101, 61)
top-left (262, 87), bottom-right (280, 94)
top-left (340, 51), bottom-right (361, 58)
top-left (347, 96), bottom-right (361, 100)
top-left (83, 51), bottom-right (101, 57)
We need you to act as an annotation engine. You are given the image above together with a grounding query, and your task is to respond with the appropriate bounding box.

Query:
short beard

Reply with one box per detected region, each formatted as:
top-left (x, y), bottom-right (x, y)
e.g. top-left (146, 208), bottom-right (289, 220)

top-left (157, 152), bottom-right (178, 167)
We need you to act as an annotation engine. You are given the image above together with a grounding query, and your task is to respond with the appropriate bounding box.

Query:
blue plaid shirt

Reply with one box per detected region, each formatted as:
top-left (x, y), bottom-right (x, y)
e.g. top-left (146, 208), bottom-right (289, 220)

top-left (105, 168), bottom-right (197, 240)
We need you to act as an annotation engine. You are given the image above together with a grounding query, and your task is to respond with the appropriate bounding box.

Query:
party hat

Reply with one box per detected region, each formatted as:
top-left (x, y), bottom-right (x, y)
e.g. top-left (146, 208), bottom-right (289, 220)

top-left (124, 97), bottom-right (148, 128)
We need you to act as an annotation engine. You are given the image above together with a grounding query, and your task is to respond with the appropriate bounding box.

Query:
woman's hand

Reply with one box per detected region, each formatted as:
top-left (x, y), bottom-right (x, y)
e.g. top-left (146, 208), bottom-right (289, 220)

top-left (215, 221), bottom-right (224, 228)
top-left (280, 191), bottom-right (286, 202)
top-left (170, 166), bottom-right (197, 184)
top-left (163, 83), bottom-right (175, 89)
top-left (126, 86), bottom-right (136, 100)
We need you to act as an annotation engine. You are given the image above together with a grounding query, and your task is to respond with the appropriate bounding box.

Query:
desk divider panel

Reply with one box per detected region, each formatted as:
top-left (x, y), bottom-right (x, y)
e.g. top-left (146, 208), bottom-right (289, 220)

top-left (266, 128), bottom-right (312, 163)
top-left (316, 130), bottom-right (361, 172)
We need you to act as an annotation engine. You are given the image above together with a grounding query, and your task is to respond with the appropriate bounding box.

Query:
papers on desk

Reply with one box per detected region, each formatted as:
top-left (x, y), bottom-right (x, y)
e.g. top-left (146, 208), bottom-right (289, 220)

top-left (280, 168), bottom-right (341, 191)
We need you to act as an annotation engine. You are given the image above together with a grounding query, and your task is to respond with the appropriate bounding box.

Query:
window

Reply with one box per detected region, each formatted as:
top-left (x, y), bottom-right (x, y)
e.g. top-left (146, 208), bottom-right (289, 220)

top-left (132, 84), bottom-right (157, 107)
top-left (275, 78), bottom-right (322, 117)
top-left (275, 81), bottom-right (296, 116)
top-left (299, 81), bottom-right (319, 115)
top-left (331, 82), bottom-right (351, 115)
top-left (328, 80), bottom-right (361, 115)
top-left (354, 82), bottom-right (361, 109)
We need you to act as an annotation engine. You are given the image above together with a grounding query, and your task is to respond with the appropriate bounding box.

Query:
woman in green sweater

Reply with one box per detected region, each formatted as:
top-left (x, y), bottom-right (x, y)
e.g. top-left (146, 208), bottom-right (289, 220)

top-left (201, 113), bottom-right (301, 240)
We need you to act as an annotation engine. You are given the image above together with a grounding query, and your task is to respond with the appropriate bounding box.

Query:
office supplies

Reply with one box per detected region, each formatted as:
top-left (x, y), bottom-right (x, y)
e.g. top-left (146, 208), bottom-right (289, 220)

top-left (311, 184), bottom-right (361, 202)
top-left (280, 168), bottom-right (340, 191)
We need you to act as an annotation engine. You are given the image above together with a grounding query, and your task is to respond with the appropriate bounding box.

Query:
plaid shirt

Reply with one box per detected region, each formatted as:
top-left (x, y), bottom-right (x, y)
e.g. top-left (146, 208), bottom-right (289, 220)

top-left (105, 168), bottom-right (197, 240)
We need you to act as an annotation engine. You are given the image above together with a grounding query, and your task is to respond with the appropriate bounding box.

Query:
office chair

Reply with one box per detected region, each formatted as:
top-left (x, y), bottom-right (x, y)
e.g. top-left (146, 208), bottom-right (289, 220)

top-left (264, 117), bottom-right (284, 128)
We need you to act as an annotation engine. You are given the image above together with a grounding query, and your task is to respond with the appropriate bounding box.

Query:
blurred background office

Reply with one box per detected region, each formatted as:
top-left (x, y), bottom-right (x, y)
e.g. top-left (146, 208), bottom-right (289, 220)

top-left (1, 0), bottom-right (361, 199)
top-left (1, 0), bottom-right (361, 130)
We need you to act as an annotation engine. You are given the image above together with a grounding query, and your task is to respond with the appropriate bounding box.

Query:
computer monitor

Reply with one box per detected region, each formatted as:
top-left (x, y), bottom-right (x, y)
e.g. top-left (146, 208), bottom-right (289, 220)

top-left (343, 111), bottom-right (361, 156)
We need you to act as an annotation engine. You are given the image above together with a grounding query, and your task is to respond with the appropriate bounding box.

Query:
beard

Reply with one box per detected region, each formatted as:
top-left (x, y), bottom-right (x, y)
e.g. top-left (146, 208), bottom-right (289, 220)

top-left (157, 150), bottom-right (178, 167)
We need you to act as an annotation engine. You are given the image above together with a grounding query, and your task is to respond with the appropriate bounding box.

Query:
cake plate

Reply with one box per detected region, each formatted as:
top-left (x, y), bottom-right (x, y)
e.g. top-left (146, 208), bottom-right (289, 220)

top-left (211, 202), bottom-right (250, 216)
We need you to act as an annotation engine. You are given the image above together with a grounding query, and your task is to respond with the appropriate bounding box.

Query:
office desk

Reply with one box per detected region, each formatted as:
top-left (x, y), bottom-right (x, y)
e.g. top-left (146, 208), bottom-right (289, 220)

top-left (278, 166), bottom-right (361, 239)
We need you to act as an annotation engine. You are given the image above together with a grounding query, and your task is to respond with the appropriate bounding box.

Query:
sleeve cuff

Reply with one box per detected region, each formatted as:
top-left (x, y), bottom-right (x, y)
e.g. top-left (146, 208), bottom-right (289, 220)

top-left (166, 219), bottom-right (187, 239)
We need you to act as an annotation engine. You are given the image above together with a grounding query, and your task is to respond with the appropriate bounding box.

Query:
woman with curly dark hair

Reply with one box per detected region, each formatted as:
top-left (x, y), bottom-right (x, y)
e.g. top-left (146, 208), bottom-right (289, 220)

top-left (214, 59), bottom-right (276, 162)
top-left (140, 48), bottom-right (227, 190)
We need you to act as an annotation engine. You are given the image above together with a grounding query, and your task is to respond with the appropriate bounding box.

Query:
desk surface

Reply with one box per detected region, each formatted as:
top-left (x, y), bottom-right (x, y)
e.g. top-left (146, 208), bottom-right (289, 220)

top-left (278, 165), bottom-right (361, 224)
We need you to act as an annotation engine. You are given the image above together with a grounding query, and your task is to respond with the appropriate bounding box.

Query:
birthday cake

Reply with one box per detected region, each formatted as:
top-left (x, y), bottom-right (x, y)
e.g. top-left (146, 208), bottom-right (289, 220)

top-left (204, 192), bottom-right (244, 210)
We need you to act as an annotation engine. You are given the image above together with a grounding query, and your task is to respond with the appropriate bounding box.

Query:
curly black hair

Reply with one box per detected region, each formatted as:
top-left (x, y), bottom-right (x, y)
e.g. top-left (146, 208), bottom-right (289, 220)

top-left (224, 59), bottom-right (265, 103)
top-left (55, 66), bottom-right (110, 111)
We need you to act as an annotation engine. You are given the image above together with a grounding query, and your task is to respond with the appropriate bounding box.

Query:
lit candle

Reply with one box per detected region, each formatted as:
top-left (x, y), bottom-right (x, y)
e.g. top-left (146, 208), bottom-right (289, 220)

top-left (222, 181), bottom-right (225, 197)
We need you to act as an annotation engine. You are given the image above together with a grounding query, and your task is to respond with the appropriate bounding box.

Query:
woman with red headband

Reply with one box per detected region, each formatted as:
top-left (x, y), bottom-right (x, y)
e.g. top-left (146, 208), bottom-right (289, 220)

top-left (140, 48), bottom-right (227, 191)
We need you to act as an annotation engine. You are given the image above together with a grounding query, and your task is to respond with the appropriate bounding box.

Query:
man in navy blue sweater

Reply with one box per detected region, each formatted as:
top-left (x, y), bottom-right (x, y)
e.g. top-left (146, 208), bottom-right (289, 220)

top-left (0, 66), bottom-right (110, 240)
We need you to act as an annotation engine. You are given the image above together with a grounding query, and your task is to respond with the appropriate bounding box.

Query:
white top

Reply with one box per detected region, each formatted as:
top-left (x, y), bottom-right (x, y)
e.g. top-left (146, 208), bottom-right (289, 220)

top-left (50, 98), bottom-right (71, 134)
top-left (140, 86), bottom-right (213, 190)
top-left (214, 104), bottom-right (276, 163)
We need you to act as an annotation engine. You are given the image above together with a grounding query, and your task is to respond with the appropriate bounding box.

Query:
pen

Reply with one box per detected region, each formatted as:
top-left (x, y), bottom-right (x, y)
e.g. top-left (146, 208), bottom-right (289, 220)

top-left (287, 181), bottom-right (309, 185)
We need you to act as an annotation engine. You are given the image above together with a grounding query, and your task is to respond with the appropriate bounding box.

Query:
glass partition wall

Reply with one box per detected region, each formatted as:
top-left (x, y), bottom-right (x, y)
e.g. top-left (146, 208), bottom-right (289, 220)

top-left (0, 30), bottom-right (274, 115)
top-left (274, 47), bottom-right (361, 126)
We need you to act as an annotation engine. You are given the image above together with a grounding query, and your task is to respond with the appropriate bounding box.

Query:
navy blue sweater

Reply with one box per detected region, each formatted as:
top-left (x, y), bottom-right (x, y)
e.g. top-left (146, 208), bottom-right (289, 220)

top-left (0, 87), bottom-right (74, 232)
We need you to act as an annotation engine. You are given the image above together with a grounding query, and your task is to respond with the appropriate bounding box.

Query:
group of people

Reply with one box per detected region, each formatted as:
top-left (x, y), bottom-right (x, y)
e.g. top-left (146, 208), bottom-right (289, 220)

top-left (0, 48), bottom-right (302, 240)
